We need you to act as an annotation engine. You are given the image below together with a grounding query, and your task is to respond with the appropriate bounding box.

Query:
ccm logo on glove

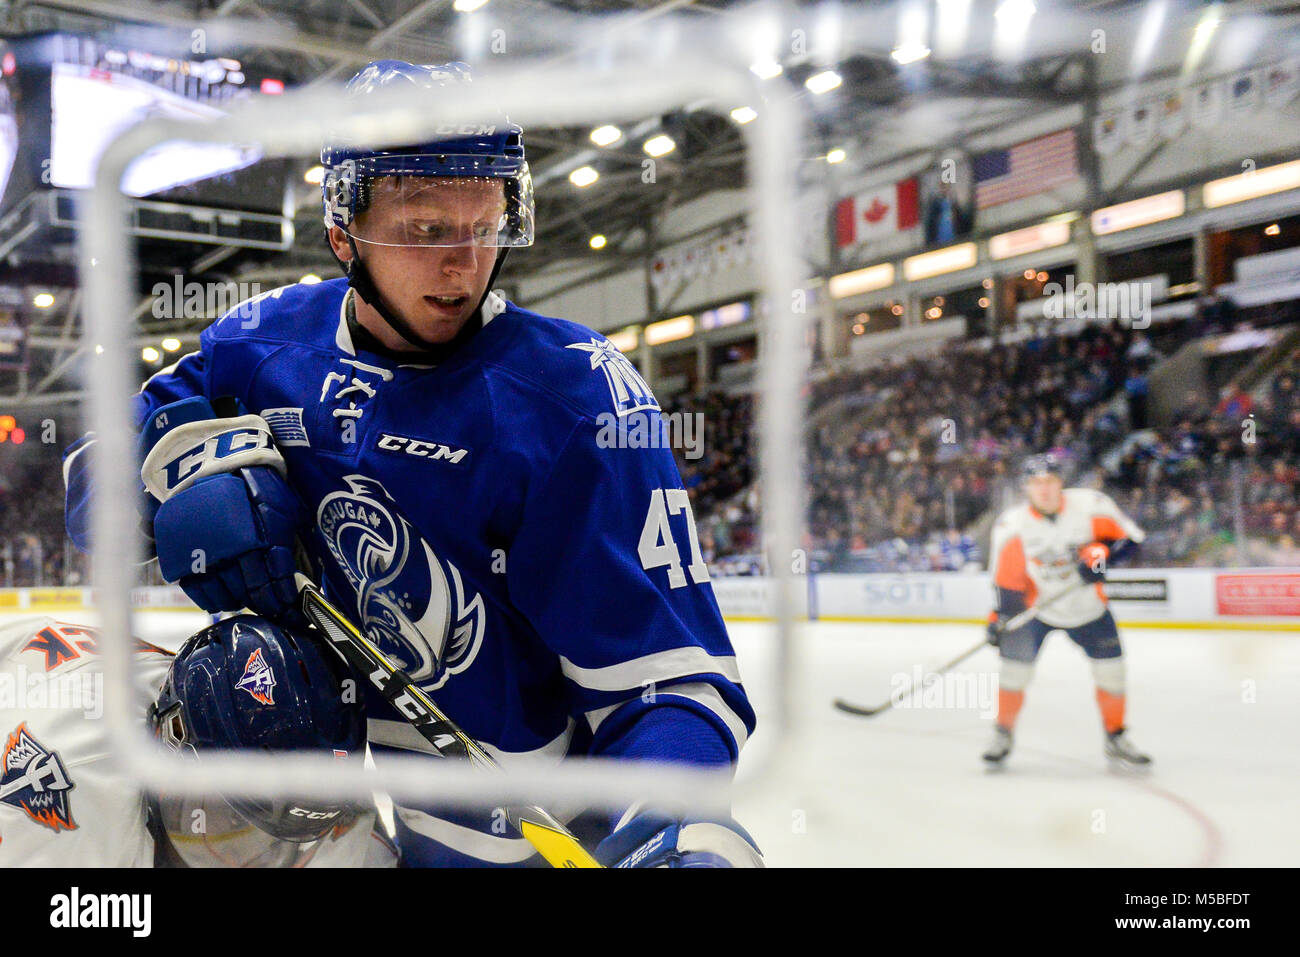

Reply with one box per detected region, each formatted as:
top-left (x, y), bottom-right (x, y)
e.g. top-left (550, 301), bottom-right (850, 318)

top-left (164, 428), bottom-right (272, 490)
top-left (142, 414), bottom-right (286, 502)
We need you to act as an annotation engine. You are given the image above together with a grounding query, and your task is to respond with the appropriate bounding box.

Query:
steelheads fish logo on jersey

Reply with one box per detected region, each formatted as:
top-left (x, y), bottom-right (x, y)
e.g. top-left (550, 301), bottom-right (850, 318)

top-left (1, 723), bottom-right (76, 831)
top-left (317, 474), bottom-right (485, 690)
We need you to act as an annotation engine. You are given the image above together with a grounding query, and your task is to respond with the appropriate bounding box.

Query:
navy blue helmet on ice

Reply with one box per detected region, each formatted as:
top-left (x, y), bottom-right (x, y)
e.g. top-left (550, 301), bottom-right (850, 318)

top-left (148, 615), bottom-right (366, 865)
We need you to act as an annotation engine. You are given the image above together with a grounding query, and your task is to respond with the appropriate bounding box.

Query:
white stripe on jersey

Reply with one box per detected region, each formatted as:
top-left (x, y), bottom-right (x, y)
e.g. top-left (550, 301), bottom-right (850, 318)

top-left (584, 680), bottom-right (750, 750)
top-left (394, 806), bottom-right (550, 864)
top-left (61, 435), bottom-right (96, 490)
top-left (366, 717), bottom-right (575, 766)
top-left (559, 647), bottom-right (742, 692)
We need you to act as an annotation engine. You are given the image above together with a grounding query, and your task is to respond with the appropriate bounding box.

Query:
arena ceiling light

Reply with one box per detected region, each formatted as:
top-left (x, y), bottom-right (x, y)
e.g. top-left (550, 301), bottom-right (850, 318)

top-left (589, 234), bottom-right (607, 250)
top-left (32, 292), bottom-right (55, 308)
top-left (994, 0), bottom-right (1036, 21)
top-left (643, 134), bottom-right (676, 157)
top-left (1130, 0), bottom-right (1168, 75)
top-left (934, 0), bottom-right (972, 57)
top-left (826, 148), bottom-right (846, 164)
top-left (828, 262), bottom-right (895, 299)
top-left (903, 242), bottom-right (978, 281)
top-left (299, 273), bottom-right (322, 285)
top-left (589, 124), bottom-right (623, 146)
top-left (805, 70), bottom-right (842, 95)
top-left (993, 0), bottom-right (1035, 58)
top-left (452, 0), bottom-right (489, 12)
top-left (568, 165), bottom-right (599, 187)
top-left (730, 106), bottom-right (758, 125)
top-left (161, 337), bottom-right (182, 352)
top-left (890, 43), bottom-right (931, 65)
top-left (750, 60), bottom-right (783, 80)
top-left (303, 165), bottom-right (324, 185)
top-left (1203, 159), bottom-right (1300, 208)
top-left (141, 347), bottom-right (160, 362)
top-left (1185, 2), bottom-right (1221, 73)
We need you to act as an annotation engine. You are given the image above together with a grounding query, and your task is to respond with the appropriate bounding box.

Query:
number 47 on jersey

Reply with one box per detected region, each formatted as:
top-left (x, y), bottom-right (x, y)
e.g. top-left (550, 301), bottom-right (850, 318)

top-left (638, 488), bottom-right (710, 589)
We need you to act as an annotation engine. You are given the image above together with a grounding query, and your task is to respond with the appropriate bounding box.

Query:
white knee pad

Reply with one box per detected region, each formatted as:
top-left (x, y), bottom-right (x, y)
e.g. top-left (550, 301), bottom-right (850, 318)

top-left (1091, 657), bottom-right (1126, 696)
top-left (999, 659), bottom-right (1035, 693)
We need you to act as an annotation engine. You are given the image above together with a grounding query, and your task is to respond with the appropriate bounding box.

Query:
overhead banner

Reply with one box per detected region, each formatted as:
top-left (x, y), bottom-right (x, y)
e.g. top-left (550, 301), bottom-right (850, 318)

top-left (1095, 60), bottom-right (1300, 154)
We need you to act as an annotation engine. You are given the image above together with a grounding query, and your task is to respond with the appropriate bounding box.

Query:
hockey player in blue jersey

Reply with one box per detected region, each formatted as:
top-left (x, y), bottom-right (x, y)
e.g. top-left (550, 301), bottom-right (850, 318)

top-left (63, 60), bottom-right (760, 867)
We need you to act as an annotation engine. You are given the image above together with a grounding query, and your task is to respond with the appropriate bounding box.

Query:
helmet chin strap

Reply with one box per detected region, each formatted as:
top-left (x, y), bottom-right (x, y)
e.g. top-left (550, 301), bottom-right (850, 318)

top-left (338, 233), bottom-right (509, 359)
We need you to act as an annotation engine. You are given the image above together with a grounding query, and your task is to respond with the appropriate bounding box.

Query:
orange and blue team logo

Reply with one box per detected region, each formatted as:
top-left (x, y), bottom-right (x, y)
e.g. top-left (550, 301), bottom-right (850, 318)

top-left (235, 648), bottom-right (276, 705)
top-left (0, 723), bottom-right (76, 832)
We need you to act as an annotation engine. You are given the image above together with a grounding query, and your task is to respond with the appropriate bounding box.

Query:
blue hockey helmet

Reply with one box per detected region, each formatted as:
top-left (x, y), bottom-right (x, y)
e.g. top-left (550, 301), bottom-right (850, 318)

top-left (148, 615), bottom-right (366, 864)
top-left (320, 59), bottom-right (534, 248)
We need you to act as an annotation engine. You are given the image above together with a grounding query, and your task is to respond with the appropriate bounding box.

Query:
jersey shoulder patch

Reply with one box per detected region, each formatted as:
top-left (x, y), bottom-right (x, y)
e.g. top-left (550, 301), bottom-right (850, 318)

top-left (484, 305), bottom-right (660, 422)
top-left (1, 723), bottom-right (76, 832)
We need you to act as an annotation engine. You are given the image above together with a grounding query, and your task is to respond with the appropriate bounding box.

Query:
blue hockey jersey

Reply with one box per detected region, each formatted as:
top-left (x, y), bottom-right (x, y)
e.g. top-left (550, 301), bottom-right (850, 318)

top-left (64, 278), bottom-right (755, 866)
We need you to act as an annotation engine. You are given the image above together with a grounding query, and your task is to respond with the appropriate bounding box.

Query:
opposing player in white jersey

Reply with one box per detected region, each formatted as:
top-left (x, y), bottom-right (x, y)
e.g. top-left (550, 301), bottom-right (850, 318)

top-left (0, 613), bottom-right (394, 866)
top-left (982, 454), bottom-right (1152, 767)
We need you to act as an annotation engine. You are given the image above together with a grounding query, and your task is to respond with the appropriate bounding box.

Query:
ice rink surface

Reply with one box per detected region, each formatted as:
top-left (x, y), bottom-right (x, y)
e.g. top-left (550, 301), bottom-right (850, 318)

top-left (730, 620), bottom-right (1300, 868)
top-left (21, 609), bottom-right (1299, 868)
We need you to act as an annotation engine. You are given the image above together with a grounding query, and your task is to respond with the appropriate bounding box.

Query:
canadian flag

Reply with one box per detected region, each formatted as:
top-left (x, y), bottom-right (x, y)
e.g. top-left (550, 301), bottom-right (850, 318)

top-left (834, 178), bottom-right (919, 247)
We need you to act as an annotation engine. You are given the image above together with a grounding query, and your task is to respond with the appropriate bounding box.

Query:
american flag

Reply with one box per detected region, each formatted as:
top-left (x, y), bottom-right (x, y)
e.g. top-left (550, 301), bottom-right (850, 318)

top-left (973, 129), bottom-right (1078, 208)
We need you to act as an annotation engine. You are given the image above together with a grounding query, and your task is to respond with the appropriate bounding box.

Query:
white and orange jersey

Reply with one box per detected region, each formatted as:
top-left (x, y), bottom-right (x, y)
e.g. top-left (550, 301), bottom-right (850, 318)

top-left (988, 487), bottom-right (1145, 629)
top-left (0, 615), bottom-right (171, 866)
top-left (0, 616), bottom-right (395, 867)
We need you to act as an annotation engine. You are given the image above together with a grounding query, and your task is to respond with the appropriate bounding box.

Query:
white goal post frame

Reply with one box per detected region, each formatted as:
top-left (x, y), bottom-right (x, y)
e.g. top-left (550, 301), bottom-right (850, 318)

top-left (83, 36), bottom-right (807, 816)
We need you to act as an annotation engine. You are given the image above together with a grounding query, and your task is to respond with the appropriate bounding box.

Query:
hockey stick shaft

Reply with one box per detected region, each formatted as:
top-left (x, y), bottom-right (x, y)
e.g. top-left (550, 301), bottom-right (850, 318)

top-left (833, 582), bottom-right (1085, 717)
top-left (295, 576), bottom-right (601, 868)
top-left (834, 639), bottom-right (986, 717)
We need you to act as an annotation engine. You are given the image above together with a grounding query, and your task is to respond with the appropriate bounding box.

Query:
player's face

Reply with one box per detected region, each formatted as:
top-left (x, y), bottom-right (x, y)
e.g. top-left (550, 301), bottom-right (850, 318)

top-left (335, 177), bottom-right (506, 349)
top-left (1026, 474), bottom-right (1064, 514)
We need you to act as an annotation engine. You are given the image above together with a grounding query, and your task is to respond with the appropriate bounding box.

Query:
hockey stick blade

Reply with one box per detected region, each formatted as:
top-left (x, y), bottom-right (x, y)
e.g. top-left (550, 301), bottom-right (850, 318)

top-left (832, 697), bottom-right (890, 717)
top-left (831, 582), bottom-right (1090, 718)
top-left (295, 575), bottom-right (602, 868)
top-left (831, 639), bottom-right (986, 719)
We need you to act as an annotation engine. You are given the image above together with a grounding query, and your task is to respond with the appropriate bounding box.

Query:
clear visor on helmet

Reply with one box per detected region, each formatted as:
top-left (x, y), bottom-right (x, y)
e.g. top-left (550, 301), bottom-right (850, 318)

top-left (345, 165), bottom-right (533, 248)
top-left (153, 791), bottom-right (362, 868)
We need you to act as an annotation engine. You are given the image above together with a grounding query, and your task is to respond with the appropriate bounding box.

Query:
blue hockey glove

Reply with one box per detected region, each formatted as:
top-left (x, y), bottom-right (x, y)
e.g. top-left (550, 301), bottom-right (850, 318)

top-left (595, 808), bottom-right (764, 868)
top-left (139, 396), bottom-right (302, 619)
top-left (985, 616), bottom-right (1003, 648)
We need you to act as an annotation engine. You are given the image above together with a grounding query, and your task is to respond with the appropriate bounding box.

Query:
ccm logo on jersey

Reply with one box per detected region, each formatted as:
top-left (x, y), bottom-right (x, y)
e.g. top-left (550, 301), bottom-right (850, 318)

top-left (376, 433), bottom-right (468, 464)
top-left (163, 428), bottom-right (271, 491)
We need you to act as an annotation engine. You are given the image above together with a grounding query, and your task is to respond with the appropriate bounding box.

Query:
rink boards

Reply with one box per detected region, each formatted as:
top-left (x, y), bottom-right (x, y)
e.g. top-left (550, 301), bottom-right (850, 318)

top-left (712, 569), bottom-right (1300, 631)
top-left (3, 568), bottom-right (1298, 630)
